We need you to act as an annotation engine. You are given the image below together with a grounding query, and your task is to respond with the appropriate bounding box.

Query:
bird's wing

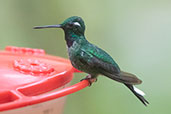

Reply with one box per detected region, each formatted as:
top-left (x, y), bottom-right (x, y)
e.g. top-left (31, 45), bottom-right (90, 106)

top-left (81, 43), bottom-right (121, 74)
top-left (80, 44), bottom-right (142, 85)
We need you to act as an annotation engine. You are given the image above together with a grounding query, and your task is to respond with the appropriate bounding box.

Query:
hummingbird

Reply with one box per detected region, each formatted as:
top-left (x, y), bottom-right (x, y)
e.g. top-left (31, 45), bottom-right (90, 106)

top-left (34, 16), bottom-right (149, 106)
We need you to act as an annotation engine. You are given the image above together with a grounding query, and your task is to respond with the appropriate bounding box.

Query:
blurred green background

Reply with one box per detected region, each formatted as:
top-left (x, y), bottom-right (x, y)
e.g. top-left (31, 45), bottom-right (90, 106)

top-left (0, 0), bottom-right (171, 114)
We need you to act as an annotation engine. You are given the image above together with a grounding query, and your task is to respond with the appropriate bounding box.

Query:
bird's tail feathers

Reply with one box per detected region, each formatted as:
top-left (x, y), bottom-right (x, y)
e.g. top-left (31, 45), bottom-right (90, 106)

top-left (124, 84), bottom-right (149, 106)
top-left (104, 71), bottom-right (149, 105)
top-left (105, 71), bottom-right (142, 85)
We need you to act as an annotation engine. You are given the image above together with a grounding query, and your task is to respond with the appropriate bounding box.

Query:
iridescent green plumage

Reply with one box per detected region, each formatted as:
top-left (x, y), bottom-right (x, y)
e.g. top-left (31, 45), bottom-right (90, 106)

top-left (68, 39), bottom-right (120, 76)
top-left (34, 16), bottom-right (149, 106)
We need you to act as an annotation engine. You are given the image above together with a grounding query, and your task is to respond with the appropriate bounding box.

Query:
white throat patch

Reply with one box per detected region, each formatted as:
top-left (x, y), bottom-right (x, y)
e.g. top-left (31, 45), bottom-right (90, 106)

top-left (73, 22), bottom-right (81, 27)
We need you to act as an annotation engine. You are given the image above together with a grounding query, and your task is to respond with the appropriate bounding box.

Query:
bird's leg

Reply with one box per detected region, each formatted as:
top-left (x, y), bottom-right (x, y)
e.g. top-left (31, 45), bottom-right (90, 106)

top-left (80, 74), bottom-right (97, 86)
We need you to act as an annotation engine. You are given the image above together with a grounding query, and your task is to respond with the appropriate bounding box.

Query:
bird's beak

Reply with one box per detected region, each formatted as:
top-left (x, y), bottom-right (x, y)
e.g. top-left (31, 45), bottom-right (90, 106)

top-left (33, 24), bottom-right (62, 29)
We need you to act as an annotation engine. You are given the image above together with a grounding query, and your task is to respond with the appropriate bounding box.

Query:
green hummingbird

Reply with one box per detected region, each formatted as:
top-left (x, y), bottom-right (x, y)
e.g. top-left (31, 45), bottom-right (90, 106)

top-left (34, 16), bottom-right (149, 106)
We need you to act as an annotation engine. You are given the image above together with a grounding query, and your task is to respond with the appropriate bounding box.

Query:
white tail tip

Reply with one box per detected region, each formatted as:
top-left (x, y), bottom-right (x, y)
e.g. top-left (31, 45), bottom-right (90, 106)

top-left (133, 86), bottom-right (145, 96)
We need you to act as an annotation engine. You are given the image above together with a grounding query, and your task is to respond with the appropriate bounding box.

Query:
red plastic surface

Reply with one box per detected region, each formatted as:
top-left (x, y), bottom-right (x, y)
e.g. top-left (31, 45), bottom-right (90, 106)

top-left (0, 46), bottom-right (89, 111)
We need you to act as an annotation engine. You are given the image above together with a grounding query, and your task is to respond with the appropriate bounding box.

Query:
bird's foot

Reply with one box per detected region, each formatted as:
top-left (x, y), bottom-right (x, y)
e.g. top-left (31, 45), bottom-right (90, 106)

top-left (80, 75), bottom-right (97, 86)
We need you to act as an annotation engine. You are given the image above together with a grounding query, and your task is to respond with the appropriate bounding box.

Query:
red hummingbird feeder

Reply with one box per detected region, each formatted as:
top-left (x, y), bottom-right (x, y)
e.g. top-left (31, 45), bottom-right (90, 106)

top-left (0, 46), bottom-right (90, 114)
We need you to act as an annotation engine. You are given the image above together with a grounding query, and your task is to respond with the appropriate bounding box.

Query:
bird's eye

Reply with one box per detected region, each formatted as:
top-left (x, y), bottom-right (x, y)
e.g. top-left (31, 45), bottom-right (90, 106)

top-left (68, 22), bottom-right (81, 28)
top-left (68, 23), bottom-right (74, 27)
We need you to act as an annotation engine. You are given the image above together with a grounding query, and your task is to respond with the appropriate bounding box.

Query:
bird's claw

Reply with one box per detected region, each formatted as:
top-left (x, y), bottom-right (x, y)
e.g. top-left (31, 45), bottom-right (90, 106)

top-left (80, 75), bottom-right (97, 86)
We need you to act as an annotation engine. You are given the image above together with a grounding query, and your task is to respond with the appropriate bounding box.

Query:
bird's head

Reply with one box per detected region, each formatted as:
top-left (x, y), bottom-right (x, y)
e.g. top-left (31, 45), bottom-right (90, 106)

top-left (34, 16), bottom-right (85, 36)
